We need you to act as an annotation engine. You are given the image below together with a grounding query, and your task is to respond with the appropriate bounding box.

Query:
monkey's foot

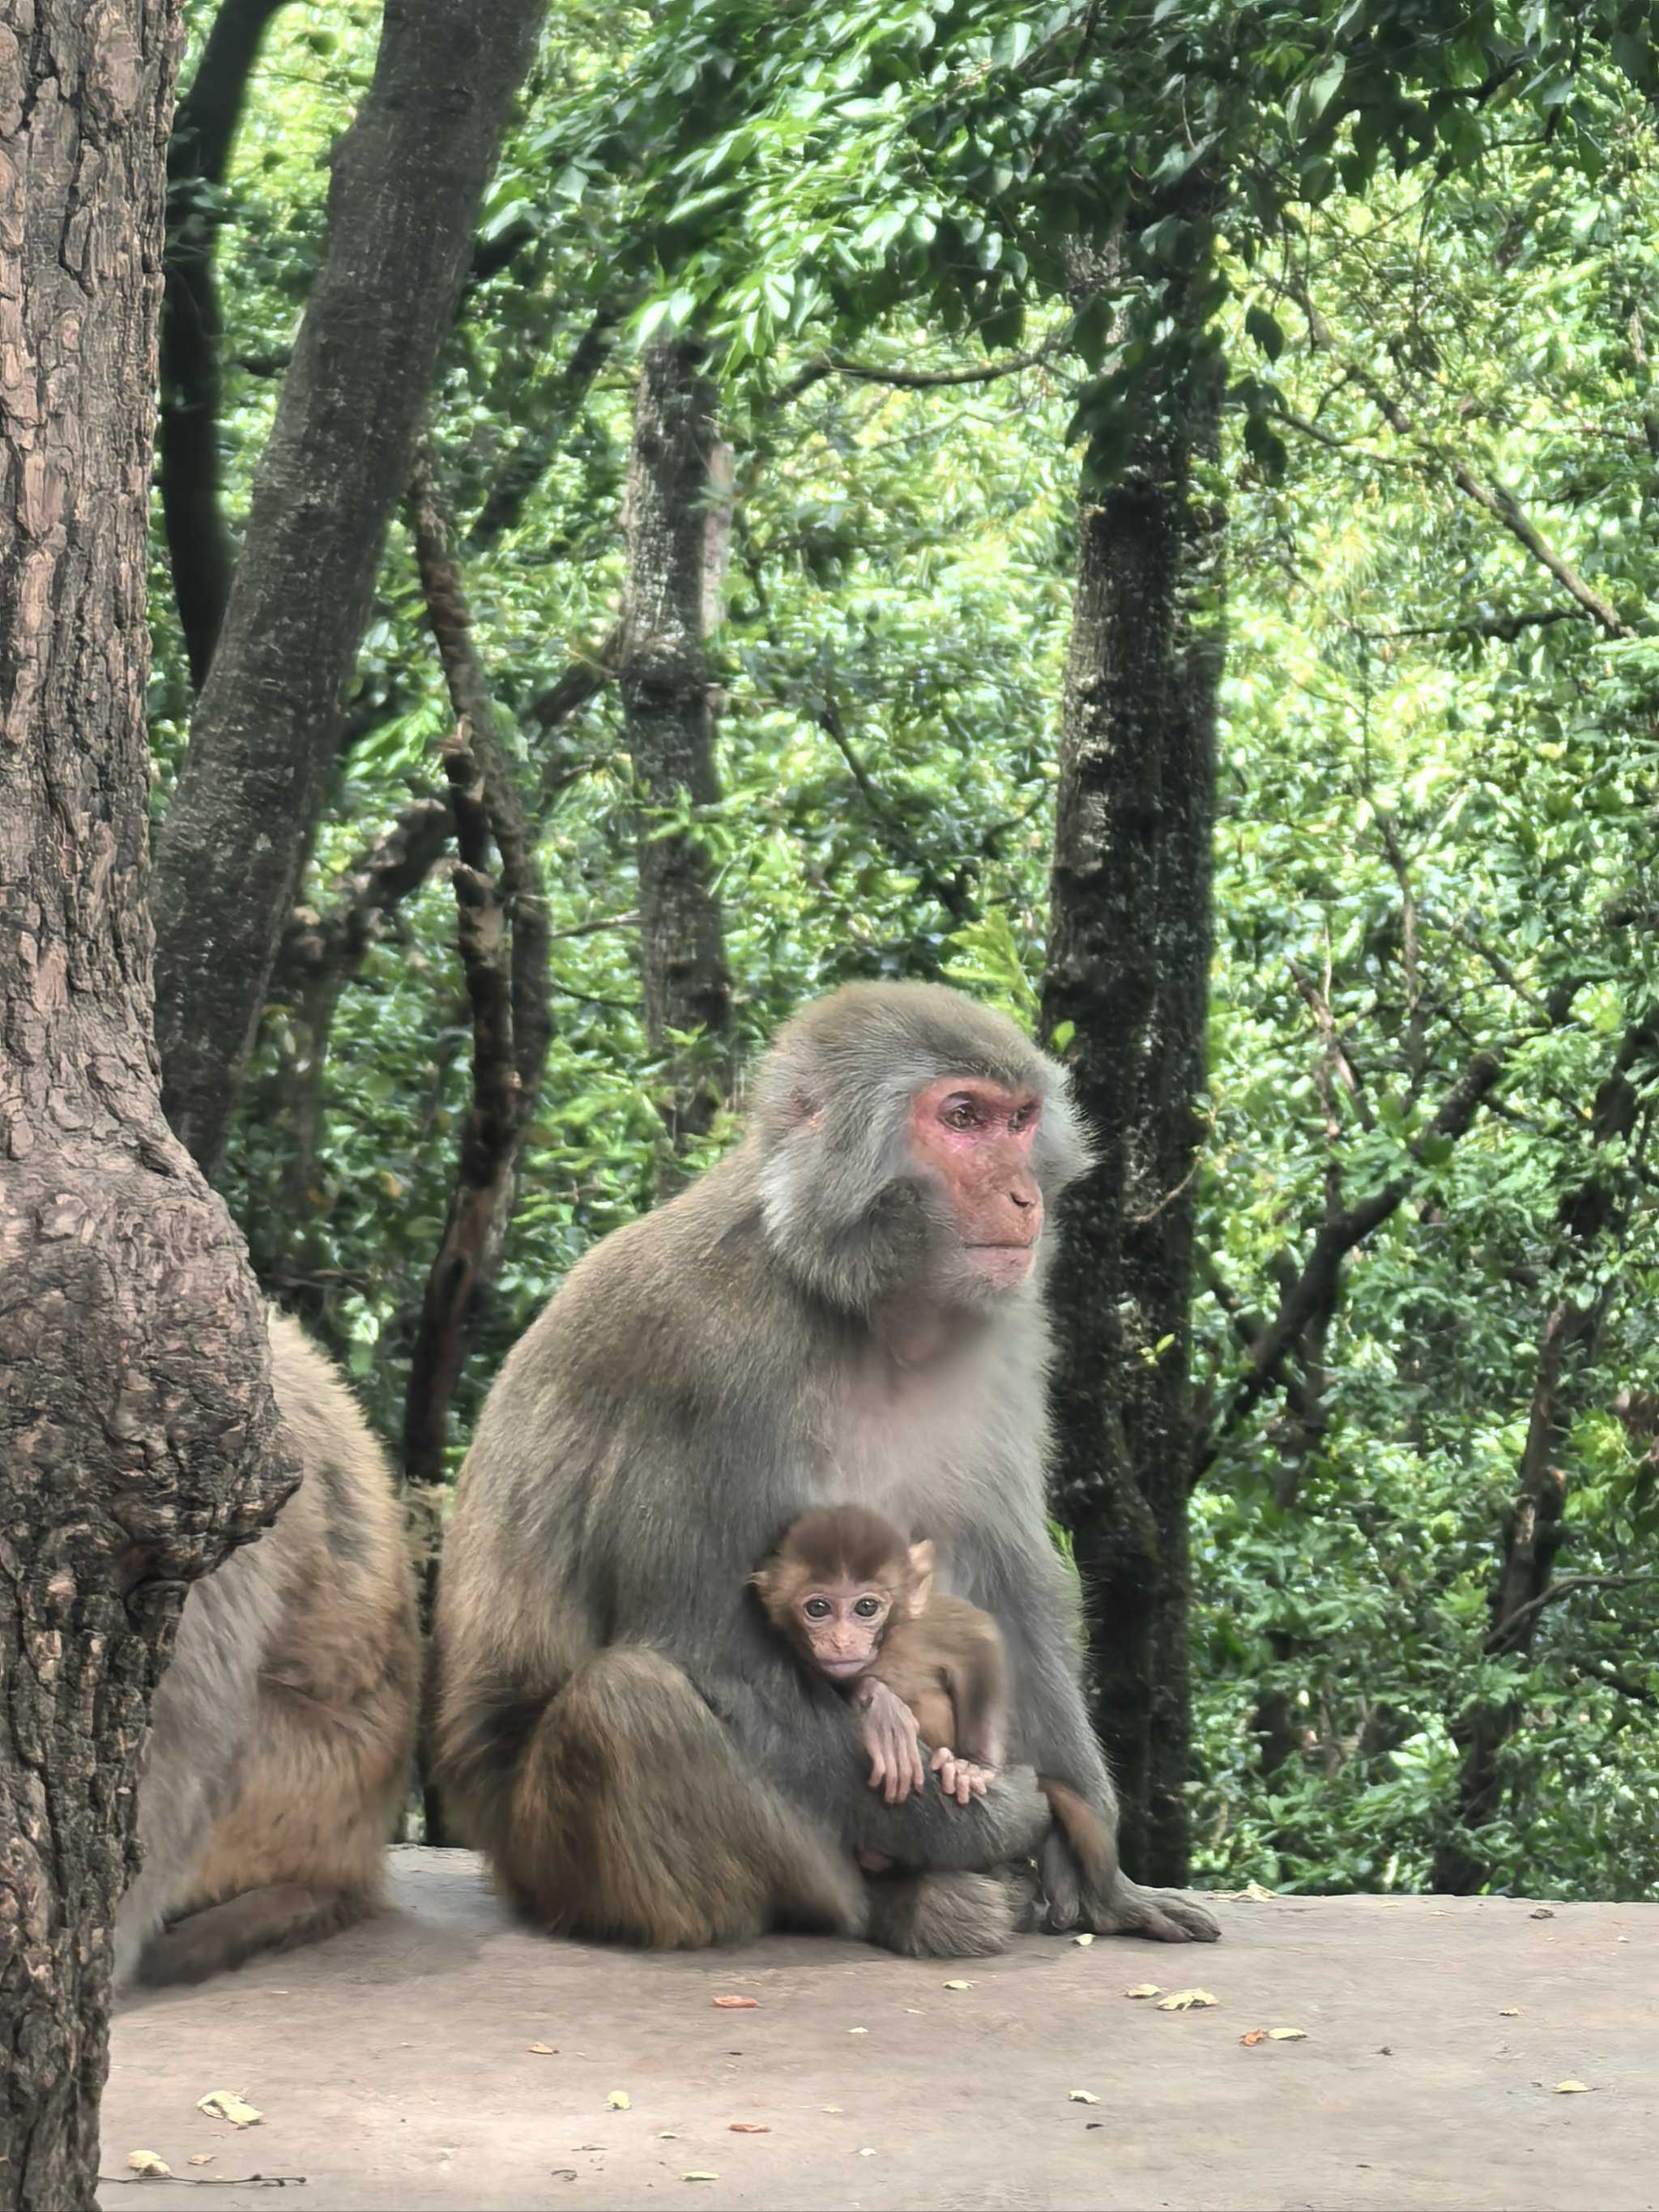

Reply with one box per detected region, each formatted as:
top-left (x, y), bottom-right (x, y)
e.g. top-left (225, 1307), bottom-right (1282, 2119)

top-left (865, 1868), bottom-right (1016, 1957)
top-left (1066, 1876), bottom-right (1220, 1944)
top-left (137, 1883), bottom-right (369, 1984)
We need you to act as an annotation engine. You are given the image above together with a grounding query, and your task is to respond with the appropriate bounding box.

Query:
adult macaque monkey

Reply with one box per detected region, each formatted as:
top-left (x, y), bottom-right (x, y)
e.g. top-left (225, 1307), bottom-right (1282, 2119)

top-left (751, 1504), bottom-right (1004, 1809)
top-left (115, 1313), bottom-right (419, 1985)
top-left (431, 982), bottom-right (1218, 1955)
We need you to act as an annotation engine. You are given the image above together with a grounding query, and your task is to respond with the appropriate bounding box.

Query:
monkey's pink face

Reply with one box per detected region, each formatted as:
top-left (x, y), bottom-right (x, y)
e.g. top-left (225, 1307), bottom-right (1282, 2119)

top-left (909, 1076), bottom-right (1044, 1290)
top-left (795, 1583), bottom-right (894, 1678)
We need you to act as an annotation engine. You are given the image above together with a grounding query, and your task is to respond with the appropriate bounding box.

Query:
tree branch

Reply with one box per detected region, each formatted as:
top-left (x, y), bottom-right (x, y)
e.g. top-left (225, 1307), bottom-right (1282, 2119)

top-left (1199, 1048), bottom-right (1503, 1467)
top-left (403, 449), bottom-right (553, 1495)
top-left (1285, 957), bottom-right (1373, 1130)
top-left (813, 694), bottom-right (976, 926)
top-left (160, 0), bottom-right (296, 688)
top-left (1288, 288), bottom-right (1631, 640)
top-left (1485, 1570), bottom-right (1656, 1652)
top-left (784, 336), bottom-right (1061, 402)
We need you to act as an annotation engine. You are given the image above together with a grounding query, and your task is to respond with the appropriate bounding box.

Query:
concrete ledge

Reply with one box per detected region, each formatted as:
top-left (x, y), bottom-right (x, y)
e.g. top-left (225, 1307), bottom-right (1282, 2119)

top-left (100, 1847), bottom-right (1657, 2210)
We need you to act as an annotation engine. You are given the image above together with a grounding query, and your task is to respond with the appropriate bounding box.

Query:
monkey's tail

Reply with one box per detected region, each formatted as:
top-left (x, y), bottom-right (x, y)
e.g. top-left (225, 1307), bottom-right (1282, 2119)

top-left (135, 1882), bottom-right (373, 1986)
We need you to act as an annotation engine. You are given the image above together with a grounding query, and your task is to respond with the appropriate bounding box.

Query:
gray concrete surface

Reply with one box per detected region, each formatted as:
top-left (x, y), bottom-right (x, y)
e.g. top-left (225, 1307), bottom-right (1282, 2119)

top-left (100, 1847), bottom-right (1657, 2211)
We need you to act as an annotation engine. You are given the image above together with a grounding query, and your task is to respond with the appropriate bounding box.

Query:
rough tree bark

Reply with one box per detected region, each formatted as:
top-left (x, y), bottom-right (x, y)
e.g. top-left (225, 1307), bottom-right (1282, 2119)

top-left (1039, 267), bottom-right (1225, 1886)
top-left (150, 0), bottom-right (546, 1182)
top-left (403, 455), bottom-right (551, 1844)
top-left (403, 454), bottom-right (551, 1500)
top-left (160, 0), bottom-right (294, 688)
top-left (620, 337), bottom-right (734, 1169)
top-left (245, 794), bottom-right (453, 1314)
top-left (0, 9), bottom-right (295, 2201)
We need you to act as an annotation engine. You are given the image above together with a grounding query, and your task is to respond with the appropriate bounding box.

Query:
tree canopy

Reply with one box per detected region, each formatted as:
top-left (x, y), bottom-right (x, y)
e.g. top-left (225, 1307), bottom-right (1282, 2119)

top-left (156, 0), bottom-right (1659, 1901)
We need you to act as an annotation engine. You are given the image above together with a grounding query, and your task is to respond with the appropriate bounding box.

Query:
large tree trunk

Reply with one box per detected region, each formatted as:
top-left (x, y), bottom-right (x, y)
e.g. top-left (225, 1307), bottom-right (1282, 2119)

top-left (0, 9), bottom-right (295, 2201)
top-left (151, 0), bottom-right (545, 1182)
top-left (1040, 339), bottom-right (1225, 1887)
top-left (620, 338), bottom-right (734, 1169)
top-left (160, 0), bottom-right (295, 689)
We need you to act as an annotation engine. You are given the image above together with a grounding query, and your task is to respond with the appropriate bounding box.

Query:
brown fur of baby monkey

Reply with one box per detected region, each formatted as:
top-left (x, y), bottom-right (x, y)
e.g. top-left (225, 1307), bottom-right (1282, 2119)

top-left (116, 1311), bottom-right (420, 1987)
top-left (752, 1505), bottom-right (1119, 1899)
top-left (751, 1505), bottom-right (1007, 1809)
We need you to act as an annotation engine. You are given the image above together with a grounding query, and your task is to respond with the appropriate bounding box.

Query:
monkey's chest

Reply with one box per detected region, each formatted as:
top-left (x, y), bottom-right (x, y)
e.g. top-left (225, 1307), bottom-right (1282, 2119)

top-left (817, 1362), bottom-right (997, 1545)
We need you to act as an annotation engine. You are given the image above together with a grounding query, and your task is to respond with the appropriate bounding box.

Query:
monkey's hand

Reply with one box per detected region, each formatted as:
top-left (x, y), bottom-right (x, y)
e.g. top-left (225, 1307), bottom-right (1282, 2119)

top-left (928, 1745), bottom-right (992, 1806)
top-left (853, 1677), bottom-right (926, 1805)
top-left (1038, 1826), bottom-right (1220, 1944)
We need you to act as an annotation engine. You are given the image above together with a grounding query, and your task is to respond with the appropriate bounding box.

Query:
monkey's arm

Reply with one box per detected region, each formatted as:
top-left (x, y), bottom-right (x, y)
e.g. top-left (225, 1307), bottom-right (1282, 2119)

top-left (945, 1615), bottom-right (1009, 1769)
top-left (851, 1676), bottom-right (926, 1805)
top-left (684, 1635), bottom-right (1045, 1869)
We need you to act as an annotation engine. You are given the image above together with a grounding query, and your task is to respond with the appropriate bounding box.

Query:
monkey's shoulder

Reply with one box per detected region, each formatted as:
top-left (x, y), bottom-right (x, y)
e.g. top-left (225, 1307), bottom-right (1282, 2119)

top-left (916, 1591), bottom-right (1004, 1653)
top-left (501, 1161), bottom-right (818, 1403)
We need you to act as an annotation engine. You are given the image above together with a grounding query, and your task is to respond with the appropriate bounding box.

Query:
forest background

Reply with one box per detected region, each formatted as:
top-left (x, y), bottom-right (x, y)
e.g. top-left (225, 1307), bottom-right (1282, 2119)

top-left (153, 0), bottom-right (1659, 1907)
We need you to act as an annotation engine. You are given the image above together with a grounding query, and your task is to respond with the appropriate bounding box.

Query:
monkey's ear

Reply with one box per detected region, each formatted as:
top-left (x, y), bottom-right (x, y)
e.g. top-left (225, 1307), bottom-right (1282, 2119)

top-left (906, 1540), bottom-right (935, 1611)
top-left (787, 1084), bottom-right (824, 1131)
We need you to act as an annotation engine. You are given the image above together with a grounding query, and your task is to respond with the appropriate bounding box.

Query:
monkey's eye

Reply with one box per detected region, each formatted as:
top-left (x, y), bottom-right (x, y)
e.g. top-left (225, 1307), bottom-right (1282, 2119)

top-left (803, 1597), bottom-right (833, 1620)
top-left (1010, 1101), bottom-right (1038, 1132)
top-left (940, 1097), bottom-right (979, 1131)
top-left (852, 1596), bottom-right (884, 1619)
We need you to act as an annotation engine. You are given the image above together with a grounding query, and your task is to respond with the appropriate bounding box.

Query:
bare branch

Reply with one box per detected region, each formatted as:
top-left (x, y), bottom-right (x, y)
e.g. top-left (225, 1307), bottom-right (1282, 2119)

top-left (784, 336), bottom-right (1062, 403)
top-left (1285, 957), bottom-right (1374, 1130)
top-left (1199, 1049), bottom-right (1503, 1465)
top-left (1486, 1570), bottom-right (1657, 1651)
top-left (813, 694), bottom-right (976, 926)
top-left (403, 448), bottom-right (553, 1494)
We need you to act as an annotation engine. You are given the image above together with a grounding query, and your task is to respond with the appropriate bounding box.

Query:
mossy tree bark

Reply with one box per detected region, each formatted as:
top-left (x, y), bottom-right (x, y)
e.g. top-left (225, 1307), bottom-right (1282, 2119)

top-left (620, 338), bottom-right (735, 1175)
top-left (1041, 278), bottom-right (1226, 1886)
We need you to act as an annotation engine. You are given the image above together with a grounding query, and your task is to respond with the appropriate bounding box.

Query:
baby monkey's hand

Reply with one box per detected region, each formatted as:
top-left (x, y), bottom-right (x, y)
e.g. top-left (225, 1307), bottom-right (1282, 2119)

top-left (853, 1676), bottom-right (926, 1804)
top-left (930, 1745), bottom-right (994, 1806)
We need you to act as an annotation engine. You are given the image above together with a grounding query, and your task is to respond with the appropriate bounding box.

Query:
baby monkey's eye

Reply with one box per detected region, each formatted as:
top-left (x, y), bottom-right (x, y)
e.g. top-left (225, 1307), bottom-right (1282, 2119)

top-left (852, 1596), bottom-right (883, 1618)
top-left (804, 1597), bottom-right (832, 1619)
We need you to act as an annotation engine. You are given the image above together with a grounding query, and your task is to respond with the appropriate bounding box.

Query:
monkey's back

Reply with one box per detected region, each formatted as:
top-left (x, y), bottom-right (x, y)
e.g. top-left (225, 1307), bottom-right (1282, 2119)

top-left (877, 1593), bottom-right (1007, 1760)
top-left (181, 1315), bottom-right (419, 1907)
top-left (429, 1150), bottom-right (834, 1850)
top-left (122, 1312), bottom-right (419, 1980)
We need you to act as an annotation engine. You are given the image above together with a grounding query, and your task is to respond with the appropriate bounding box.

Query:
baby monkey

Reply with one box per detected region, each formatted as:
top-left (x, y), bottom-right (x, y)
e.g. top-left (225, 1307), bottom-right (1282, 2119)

top-left (751, 1505), bottom-right (1004, 1809)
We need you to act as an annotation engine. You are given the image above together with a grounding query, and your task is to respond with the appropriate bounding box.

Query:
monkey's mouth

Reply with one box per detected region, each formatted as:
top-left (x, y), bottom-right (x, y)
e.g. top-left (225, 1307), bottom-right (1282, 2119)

top-left (820, 1657), bottom-right (868, 1678)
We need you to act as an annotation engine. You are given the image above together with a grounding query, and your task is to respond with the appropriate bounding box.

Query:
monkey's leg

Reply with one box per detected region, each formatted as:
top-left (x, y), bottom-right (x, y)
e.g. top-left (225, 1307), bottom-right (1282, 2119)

top-left (1038, 1780), bottom-right (1219, 1943)
top-left (506, 1647), bottom-right (868, 1948)
top-left (137, 1883), bottom-right (369, 1986)
top-left (863, 1869), bottom-right (1020, 1958)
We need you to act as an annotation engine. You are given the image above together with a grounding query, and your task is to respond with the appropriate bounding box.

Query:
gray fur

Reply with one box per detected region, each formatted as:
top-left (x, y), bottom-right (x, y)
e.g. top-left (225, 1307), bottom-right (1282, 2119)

top-left (431, 981), bottom-right (1217, 1951)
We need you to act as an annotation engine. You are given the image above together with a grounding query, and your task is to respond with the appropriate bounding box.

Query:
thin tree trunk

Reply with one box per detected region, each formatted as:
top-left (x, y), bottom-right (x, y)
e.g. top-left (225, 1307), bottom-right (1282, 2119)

top-left (1040, 305), bottom-right (1225, 1886)
top-left (245, 795), bottom-right (453, 1314)
top-left (403, 456), bottom-right (552, 1845)
top-left (160, 0), bottom-right (294, 688)
top-left (620, 338), bottom-right (734, 1171)
top-left (151, 0), bottom-right (545, 1183)
top-left (402, 454), bottom-right (552, 1498)
top-left (0, 10), bottom-right (294, 2200)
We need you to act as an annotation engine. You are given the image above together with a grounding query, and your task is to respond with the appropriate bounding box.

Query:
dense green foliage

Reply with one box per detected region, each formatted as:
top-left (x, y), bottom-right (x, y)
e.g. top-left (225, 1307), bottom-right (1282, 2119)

top-left (159, 0), bottom-right (1659, 1899)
